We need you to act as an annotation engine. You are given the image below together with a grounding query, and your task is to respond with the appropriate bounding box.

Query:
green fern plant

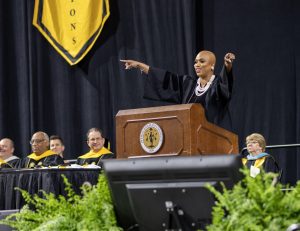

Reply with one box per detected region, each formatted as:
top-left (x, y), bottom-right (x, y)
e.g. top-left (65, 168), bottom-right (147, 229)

top-left (0, 174), bottom-right (122, 231)
top-left (206, 168), bottom-right (300, 231)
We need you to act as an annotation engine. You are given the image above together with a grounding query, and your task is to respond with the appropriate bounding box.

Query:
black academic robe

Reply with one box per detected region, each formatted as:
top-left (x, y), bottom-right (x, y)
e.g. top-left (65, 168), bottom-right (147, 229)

top-left (143, 66), bottom-right (233, 129)
top-left (242, 154), bottom-right (281, 176)
top-left (76, 147), bottom-right (115, 166)
top-left (21, 151), bottom-right (65, 168)
top-left (0, 156), bottom-right (20, 168)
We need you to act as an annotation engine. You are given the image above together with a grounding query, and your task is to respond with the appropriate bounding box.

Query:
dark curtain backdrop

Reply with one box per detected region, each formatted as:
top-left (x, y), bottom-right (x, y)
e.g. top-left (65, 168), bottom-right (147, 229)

top-left (0, 0), bottom-right (300, 184)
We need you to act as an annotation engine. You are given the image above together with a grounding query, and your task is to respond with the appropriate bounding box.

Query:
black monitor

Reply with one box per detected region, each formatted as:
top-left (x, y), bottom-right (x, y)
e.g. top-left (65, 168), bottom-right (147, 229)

top-left (0, 209), bottom-right (19, 231)
top-left (102, 154), bottom-right (243, 231)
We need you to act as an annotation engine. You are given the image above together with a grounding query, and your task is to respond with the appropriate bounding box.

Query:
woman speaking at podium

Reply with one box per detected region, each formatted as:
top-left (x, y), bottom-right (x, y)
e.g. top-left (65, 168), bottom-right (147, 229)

top-left (120, 51), bottom-right (235, 130)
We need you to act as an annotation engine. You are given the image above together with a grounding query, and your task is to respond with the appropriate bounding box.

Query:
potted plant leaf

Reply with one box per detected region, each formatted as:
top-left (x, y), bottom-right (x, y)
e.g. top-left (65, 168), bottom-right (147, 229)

top-left (206, 168), bottom-right (300, 231)
top-left (0, 174), bottom-right (122, 231)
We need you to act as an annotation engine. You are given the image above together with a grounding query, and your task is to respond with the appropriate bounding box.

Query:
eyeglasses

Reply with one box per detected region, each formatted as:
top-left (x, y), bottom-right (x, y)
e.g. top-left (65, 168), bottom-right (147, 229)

top-left (30, 139), bottom-right (45, 145)
top-left (88, 137), bottom-right (102, 142)
top-left (246, 141), bottom-right (258, 145)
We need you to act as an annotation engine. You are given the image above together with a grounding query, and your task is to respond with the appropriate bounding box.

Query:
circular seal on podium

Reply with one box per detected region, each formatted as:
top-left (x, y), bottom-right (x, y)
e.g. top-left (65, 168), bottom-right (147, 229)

top-left (139, 122), bottom-right (164, 154)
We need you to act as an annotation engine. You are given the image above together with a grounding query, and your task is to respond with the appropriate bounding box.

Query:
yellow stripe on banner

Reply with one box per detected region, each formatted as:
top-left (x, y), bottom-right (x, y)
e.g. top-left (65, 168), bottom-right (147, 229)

top-left (33, 0), bottom-right (110, 65)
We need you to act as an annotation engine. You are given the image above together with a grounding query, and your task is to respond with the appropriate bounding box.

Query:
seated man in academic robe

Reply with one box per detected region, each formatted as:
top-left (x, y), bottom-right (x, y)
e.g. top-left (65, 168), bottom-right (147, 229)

top-left (0, 138), bottom-right (20, 168)
top-left (21, 131), bottom-right (64, 168)
top-left (76, 128), bottom-right (115, 166)
top-left (50, 135), bottom-right (65, 159)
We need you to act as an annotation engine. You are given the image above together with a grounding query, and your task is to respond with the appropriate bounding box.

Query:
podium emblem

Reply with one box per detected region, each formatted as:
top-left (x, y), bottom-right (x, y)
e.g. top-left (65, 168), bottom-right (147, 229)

top-left (140, 123), bottom-right (164, 153)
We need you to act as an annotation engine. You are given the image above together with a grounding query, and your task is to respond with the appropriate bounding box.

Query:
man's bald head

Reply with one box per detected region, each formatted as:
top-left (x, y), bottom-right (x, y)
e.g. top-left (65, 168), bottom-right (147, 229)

top-left (30, 131), bottom-right (50, 155)
top-left (0, 138), bottom-right (15, 160)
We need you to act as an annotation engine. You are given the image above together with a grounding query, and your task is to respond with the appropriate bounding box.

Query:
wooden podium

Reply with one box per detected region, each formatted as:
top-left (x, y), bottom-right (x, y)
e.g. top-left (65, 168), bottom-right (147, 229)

top-left (116, 103), bottom-right (238, 158)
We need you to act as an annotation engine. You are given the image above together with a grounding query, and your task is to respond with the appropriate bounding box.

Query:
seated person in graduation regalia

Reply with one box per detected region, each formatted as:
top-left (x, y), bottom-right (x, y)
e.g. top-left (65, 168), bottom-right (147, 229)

top-left (0, 138), bottom-right (20, 168)
top-left (76, 128), bottom-right (115, 166)
top-left (50, 135), bottom-right (70, 164)
top-left (120, 51), bottom-right (236, 130)
top-left (21, 131), bottom-right (64, 168)
top-left (242, 133), bottom-right (281, 178)
top-left (50, 135), bottom-right (65, 159)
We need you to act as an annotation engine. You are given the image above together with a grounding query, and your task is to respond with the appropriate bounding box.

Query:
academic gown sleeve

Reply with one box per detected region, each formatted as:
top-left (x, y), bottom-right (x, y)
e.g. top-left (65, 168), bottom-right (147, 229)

top-left (20, 155), bottom-right (64, 168)
top-left (6, 158), bottom-right (21, 168)
top-left (144, 66), bottom-right (233, 104)
top-left (19, 157), bottom-right (30, 168)
top-left (97, 153), bottom-right (115, 168)
top-left (42, 155), bottom-right (65, 167)
top-left (143, 66), bottom-right (234, 129)
top-left (264, 155), bottom-right (281, 175)
top-left (217, 66), bottom-right (234, 100)
top-left (76, 153), bottom-right (115, 166)
top-left (143, 67), bottom-right (193, 104)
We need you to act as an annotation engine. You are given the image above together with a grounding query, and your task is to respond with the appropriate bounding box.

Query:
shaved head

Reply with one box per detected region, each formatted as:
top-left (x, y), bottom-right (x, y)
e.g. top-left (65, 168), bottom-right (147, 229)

top-left (194, 50), bottom-right (216, 79)
top-left (198, 50), bottom-right (216, 66)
